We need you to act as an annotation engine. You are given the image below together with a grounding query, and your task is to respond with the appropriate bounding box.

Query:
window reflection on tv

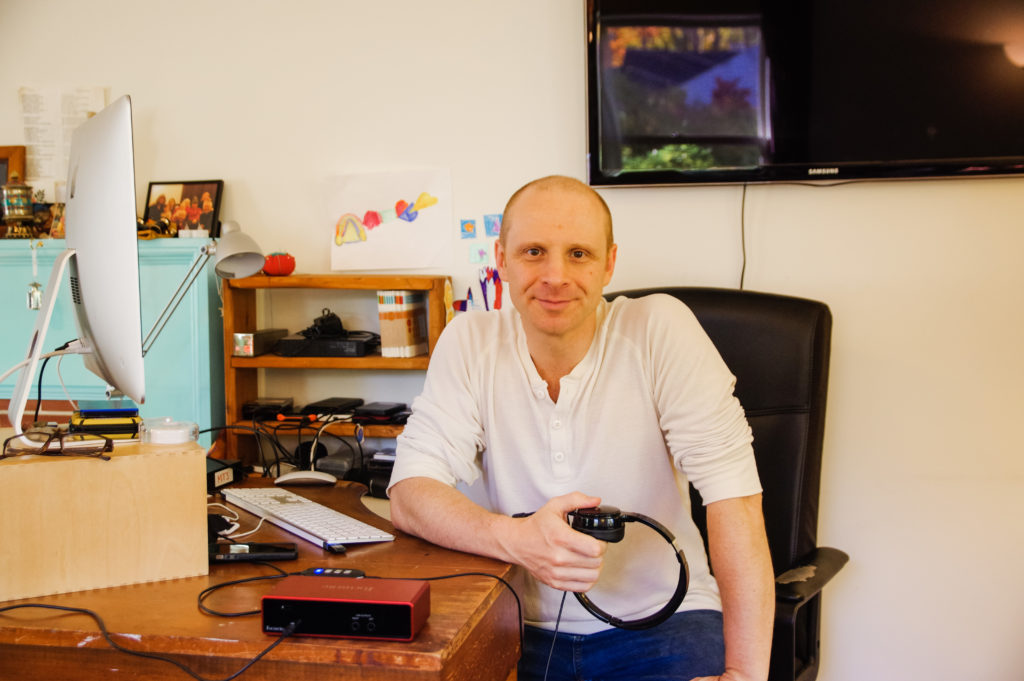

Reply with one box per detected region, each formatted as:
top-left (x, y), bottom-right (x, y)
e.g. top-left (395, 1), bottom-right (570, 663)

top-left (596, 21), bottom-right (767, 177)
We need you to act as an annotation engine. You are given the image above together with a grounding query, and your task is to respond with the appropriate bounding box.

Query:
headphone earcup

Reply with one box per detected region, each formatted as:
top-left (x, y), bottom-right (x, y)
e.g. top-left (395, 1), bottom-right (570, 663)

top-left (568, 505), bottom-right (626, 543)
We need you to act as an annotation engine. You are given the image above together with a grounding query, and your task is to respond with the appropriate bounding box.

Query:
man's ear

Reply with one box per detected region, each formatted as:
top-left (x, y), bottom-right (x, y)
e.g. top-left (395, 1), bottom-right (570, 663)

top-left (603, 243), bottom-right (618, 286)
top-left (495, 239), bottom-right (508, 279)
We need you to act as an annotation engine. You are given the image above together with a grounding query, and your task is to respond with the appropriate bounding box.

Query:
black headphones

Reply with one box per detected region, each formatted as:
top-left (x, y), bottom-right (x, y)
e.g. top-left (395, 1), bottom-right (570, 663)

top-left (565, 506), bottom-right (689, 630)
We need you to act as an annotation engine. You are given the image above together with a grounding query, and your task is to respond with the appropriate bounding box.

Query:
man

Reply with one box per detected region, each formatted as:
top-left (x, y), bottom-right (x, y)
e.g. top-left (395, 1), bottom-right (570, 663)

top-left (388, 175), bottom-right (773, 681)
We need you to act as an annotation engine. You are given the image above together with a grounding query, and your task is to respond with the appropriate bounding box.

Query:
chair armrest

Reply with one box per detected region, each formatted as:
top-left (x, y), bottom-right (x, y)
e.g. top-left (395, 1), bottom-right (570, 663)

top-left (774, 546), bottom-right (849, 606)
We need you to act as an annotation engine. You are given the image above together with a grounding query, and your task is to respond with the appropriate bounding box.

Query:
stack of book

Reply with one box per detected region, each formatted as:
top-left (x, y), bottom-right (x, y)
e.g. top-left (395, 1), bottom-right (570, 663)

top-left (377, 290), bottom-right (428, 358)
top-left (69, 400), bottom-right (142, 439)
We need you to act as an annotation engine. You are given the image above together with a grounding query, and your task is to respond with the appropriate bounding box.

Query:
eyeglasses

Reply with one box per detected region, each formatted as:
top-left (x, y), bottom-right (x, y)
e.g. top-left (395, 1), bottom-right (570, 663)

top-left (1, 428), bottom-right (113, 461)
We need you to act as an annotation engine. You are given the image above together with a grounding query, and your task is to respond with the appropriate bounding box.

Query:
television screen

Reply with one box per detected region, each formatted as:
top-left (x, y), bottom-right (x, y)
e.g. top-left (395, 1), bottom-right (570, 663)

top-left (587, 0), bottom-right (1024, 186)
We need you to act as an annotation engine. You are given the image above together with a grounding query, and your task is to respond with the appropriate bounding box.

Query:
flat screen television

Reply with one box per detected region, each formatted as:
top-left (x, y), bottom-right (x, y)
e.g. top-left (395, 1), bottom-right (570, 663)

top-left (587, 0), bottom-right (1024, 186)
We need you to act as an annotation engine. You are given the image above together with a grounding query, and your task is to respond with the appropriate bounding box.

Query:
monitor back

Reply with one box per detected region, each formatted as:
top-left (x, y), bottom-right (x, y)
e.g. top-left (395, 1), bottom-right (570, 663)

top-left (64, 95), bottom-right (145, 405)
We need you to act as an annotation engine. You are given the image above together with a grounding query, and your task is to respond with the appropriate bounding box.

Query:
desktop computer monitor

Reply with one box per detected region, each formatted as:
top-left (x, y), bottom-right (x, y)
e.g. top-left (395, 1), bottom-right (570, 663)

top-left (5, 95), bottom-right (145, 435)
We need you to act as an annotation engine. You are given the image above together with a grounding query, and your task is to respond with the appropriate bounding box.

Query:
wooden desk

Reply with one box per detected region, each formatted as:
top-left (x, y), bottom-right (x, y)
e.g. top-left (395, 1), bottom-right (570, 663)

top-left (0, 480), bottom-right (520, 681)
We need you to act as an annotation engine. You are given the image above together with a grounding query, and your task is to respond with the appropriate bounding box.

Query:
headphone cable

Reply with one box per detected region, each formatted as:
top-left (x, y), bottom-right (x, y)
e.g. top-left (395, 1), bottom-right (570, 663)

top-left (542, 591), bottom-right (568, 681)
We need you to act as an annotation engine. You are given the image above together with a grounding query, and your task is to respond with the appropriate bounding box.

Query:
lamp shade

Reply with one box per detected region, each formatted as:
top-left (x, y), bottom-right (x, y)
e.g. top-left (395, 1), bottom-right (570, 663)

top-left (215, 220), bottom-right (264, 279)
top-left (1005, 42), bottom-right (1024, 68)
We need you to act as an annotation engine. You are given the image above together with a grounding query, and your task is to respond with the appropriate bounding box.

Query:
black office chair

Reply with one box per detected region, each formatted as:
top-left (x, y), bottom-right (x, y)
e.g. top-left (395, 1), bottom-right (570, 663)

top-left (606, 287), bottom-right (848, 681)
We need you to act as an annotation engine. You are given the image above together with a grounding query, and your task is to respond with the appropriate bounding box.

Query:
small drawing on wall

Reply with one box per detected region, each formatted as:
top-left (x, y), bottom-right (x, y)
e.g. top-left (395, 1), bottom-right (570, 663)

top-left (327, 169), bottom-right (453, 271)
top-left (484, 213), bottom-right (502, 237)
top-left (469, 244), bottom-right (488, 263)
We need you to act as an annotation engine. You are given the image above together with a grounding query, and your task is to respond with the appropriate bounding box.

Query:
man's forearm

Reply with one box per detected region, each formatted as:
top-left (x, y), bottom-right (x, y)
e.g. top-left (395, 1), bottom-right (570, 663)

top-left (706, 494), bottom-right (774, 681)
top-left (389, 476), bottom-right (517, 561)
top-left (389, 477), bottom-right (607, 592)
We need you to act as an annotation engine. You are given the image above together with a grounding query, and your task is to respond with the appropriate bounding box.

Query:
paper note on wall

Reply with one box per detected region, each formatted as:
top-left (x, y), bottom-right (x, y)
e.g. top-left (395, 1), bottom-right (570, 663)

top-left (19, 86), bottom-right (107, 201)
top-left (327, 169), bottom-right (453, 271)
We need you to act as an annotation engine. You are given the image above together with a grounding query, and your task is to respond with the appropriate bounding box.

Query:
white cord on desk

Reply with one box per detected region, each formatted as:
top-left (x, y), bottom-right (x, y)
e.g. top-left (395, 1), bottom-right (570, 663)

top-left (0, 346), bottom-right (85, 386)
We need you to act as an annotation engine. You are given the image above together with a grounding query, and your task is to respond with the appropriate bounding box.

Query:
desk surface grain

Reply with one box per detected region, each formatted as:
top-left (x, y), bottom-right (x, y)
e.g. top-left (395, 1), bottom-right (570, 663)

top-left (0, 479), bottom-right (520, 681)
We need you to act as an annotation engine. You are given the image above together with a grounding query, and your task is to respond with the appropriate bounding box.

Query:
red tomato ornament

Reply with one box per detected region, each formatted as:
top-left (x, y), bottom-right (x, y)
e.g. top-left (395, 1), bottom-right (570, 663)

top-left (263, 252), bottom-right (295, 276)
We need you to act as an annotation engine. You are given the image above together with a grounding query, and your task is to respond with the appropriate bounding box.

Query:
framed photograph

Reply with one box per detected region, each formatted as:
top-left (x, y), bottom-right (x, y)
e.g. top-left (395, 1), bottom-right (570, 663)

top-left (0, 146), bottom-right (26, 184)
top-left (143, 180), bottom-right (223, 237)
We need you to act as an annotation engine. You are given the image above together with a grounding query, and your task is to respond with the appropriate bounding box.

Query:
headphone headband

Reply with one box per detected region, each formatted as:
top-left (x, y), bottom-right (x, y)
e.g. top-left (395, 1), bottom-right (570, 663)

top-left (567, 507), bottom-right (690, 630)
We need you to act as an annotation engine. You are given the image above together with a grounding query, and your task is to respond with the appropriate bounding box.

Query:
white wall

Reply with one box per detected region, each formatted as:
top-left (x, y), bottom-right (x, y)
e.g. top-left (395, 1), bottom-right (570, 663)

top-left (2, 2), bottom-right (1022, 679)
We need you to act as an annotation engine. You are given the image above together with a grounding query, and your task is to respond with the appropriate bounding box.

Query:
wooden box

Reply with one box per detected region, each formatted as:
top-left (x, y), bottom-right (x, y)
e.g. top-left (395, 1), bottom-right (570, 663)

top-left (0, 440), bottom-right (209, 601)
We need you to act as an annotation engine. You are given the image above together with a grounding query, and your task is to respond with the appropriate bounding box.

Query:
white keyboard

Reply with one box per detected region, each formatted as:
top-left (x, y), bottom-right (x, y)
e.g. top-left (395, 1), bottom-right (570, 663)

top-left (222, 486), bottom-right (394, 549)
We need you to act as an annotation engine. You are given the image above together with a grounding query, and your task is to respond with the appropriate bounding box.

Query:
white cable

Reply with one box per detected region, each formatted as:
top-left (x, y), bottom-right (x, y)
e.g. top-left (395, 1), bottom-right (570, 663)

top-left (0, 345), bottom-right (86, 386)
top-left (310, 413), bottom-right (351, 468)
top-left (309, 418), bottom-right (333, 467)
top-left (0, 357), bottom-right (31, 386)
top-left (206, 504), bottom-right (241, 537)
top-left (229, 518), bottom-right (268, 540)
top-left (55, 354), bottom-right (77, 410)
top-left (207, 502), bottom-right (240, 521)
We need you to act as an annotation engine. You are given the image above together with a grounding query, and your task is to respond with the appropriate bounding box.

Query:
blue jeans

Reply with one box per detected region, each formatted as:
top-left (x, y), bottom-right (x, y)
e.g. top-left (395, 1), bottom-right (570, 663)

top-left (517, 609), bottom-right (725, 681)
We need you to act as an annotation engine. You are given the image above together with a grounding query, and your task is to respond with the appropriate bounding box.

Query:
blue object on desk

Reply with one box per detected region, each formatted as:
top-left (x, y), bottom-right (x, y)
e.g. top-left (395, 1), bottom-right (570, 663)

top-left (77, 399), bottom-right (139, 417)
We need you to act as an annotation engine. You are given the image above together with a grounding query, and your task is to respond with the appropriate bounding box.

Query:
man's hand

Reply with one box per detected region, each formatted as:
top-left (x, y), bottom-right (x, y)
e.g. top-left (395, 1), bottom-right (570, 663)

top-left (390, 479), bottom-right (607, 592)
top-left (501, 492), bottom-right (606, 592)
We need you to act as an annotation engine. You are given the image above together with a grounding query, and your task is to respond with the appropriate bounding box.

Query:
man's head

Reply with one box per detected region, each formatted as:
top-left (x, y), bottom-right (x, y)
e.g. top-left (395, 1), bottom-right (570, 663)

top-left (495, 175), bottom-right (617, 348)
top-left (500, 175), bottom-right (614, 251)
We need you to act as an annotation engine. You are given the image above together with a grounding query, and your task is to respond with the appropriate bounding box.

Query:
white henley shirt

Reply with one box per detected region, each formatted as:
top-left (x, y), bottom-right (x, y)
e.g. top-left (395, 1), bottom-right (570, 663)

top-left (390, 293), bottom-right (762, 634)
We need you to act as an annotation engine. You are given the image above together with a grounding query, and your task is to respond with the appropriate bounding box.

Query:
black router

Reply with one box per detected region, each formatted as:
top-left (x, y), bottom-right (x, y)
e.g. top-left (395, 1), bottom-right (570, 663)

top-left (301, 397), bottom-right (364, 416)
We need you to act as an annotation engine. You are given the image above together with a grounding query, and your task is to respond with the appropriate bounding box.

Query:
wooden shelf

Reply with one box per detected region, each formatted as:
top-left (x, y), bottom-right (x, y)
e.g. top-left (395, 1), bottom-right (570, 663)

top-left (228, 273), bottom-right (447, 291)
top-left (230, 418), bottom-right (406, 440)
top-left (221, 272), bottom-right (450, 464)
top-left (229, 354), bottom-right (429, 371)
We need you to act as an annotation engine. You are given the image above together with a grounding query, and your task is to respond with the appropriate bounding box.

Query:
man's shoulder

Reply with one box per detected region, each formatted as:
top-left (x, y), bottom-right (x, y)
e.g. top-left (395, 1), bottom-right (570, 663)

top-left (607, 292), bottom-right (696, 325)
top-left (445, 307), bottom-right (515, 333)
top-left (437, 308), bottom-right (518, 352)
top-left (603, 293), bottom-right (708, 352)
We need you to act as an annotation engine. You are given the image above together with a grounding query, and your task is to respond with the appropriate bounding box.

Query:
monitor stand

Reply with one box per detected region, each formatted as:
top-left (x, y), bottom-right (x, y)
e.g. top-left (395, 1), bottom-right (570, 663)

top-left (5, 248), bottom-right (77, 442)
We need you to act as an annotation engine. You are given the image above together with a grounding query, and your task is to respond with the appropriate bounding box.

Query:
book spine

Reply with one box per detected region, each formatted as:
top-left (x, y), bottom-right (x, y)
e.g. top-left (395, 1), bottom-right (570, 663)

top-left (377, 290), bottom-right (429, 358)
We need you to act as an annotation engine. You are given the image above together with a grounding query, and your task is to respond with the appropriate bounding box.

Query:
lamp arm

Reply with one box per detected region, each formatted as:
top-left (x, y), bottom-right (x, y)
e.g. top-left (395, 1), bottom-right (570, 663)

top-left (141, 244), bottom-right (214, 356)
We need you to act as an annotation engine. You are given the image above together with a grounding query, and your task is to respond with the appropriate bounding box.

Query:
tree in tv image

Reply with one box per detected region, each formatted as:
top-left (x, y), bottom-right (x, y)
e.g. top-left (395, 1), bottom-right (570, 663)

top-left (597, 23), bottom-right (765, 174)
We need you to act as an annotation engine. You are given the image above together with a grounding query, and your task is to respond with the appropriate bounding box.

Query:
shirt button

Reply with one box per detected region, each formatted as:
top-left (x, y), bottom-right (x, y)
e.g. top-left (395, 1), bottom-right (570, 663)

top-left (553, 451), bottom-right (565, 462)
top-left (552, 419), bottom-right (562, 429)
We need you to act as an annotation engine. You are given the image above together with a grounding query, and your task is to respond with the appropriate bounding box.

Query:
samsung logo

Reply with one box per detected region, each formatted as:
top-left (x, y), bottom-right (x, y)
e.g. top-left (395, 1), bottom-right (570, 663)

top-left (808, 167), bottom-right (840, 176)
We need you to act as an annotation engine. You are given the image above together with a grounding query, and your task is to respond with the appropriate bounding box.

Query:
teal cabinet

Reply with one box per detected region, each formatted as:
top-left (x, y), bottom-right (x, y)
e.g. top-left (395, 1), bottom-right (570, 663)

top-left (0, 238), bottom-right (224, 446)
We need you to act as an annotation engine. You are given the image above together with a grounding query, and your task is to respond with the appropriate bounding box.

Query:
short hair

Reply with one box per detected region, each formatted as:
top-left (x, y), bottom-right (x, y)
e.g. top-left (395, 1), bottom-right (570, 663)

top-left (500, 175), bottom-right (614, 249)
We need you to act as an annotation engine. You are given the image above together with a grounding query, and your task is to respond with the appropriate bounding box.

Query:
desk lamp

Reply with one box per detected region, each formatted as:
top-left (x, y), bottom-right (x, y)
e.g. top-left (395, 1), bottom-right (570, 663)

top-left (142, 220), bottom-right (264, 355)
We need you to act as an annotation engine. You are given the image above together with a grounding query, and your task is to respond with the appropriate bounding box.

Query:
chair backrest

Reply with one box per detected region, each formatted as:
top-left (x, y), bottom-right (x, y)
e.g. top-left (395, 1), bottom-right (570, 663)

top-left (606, 287), bottom-right (832, 574)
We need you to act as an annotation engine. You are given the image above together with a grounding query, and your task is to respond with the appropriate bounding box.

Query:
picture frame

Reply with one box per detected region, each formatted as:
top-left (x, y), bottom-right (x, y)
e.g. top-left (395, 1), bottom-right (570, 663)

top-left (0, 146), bottom-right (26, 184)
top-left (143, 180), bottom-right (224, 237)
